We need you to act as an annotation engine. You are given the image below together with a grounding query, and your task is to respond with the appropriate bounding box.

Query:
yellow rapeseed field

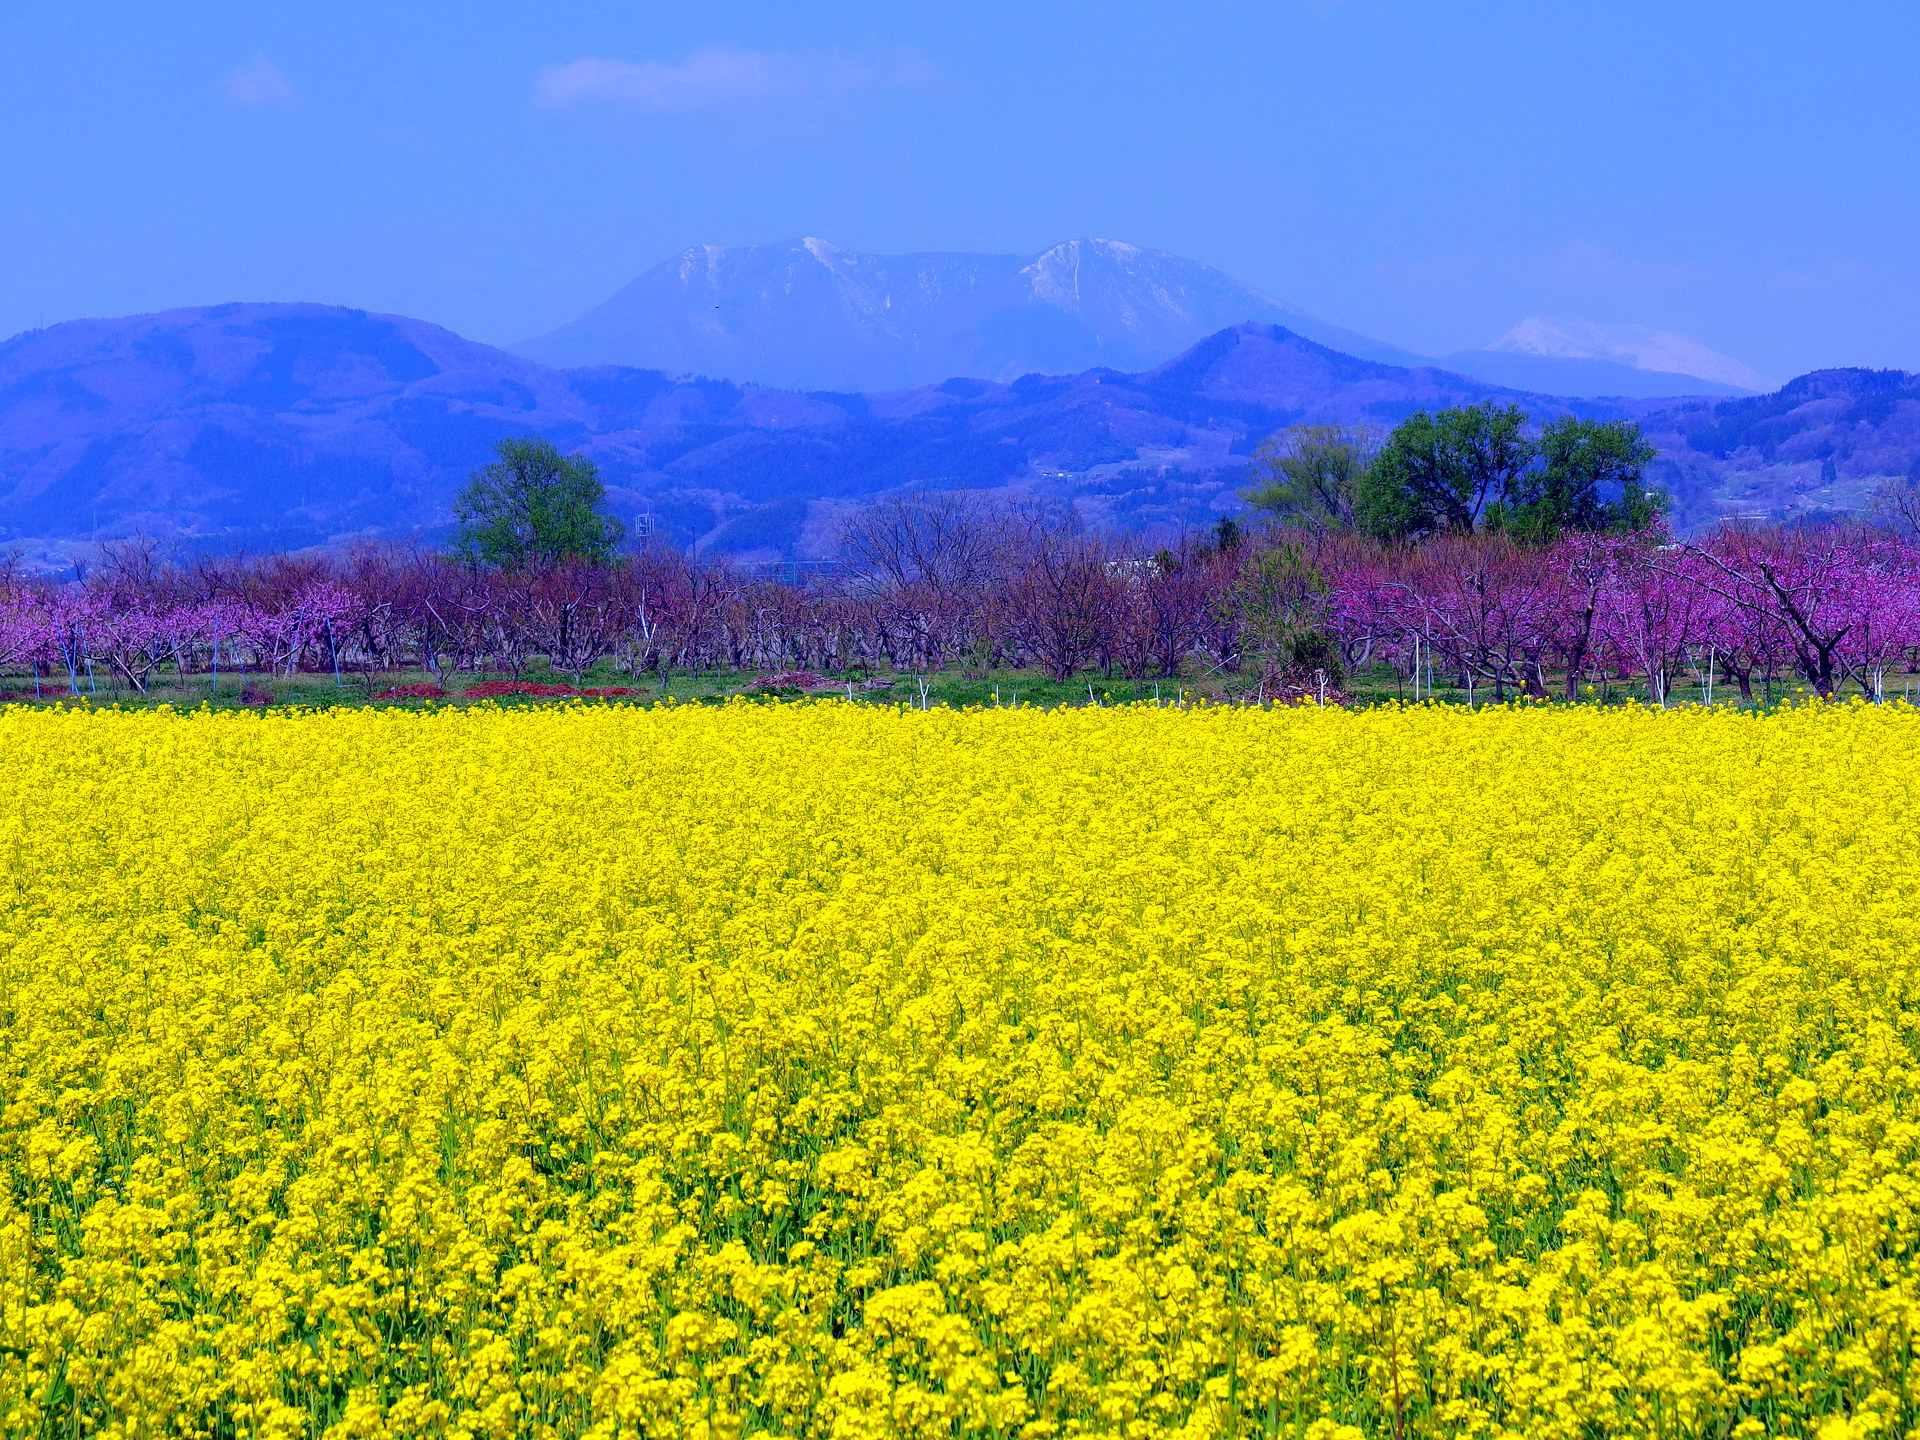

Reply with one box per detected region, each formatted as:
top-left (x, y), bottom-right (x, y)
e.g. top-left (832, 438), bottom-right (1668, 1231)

top-left (0, 699), bottom-right (1916, 1440)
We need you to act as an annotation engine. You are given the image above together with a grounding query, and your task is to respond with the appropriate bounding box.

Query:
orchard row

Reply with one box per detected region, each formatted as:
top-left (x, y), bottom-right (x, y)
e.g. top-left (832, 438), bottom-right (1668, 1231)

top-left (1, 518), bottom-right (1906, 701)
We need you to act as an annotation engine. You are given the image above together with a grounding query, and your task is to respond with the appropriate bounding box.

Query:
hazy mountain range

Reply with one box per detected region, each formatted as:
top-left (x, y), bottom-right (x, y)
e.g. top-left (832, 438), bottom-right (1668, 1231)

top-left (516, 238), bottom-right (1762, 401)
top-left (1, 297), bottom-right (1913, 562)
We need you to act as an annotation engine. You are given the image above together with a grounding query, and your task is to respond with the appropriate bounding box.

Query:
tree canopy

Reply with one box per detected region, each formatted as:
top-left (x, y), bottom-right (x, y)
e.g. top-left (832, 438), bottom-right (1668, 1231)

top-left (1341, 405), bottom-right (1664, 543)
top-left (1356, 404), bottom-right (1532, 540)
top-left (1513, 417), bottom-right (1664, 541)
top-left (452, 438), bottom-right (624, 569)
top-left (1243, 425), bottom-right (1378, 531)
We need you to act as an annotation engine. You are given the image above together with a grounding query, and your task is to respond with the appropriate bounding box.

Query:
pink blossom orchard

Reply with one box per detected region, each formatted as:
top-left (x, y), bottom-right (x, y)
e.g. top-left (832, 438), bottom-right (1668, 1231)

top-left (1325, 529), bottom-right (1920, 702)
top-left (0, 527), bottom-right (1911, 700)
top-left (0, 582), bottom-right (354, 694)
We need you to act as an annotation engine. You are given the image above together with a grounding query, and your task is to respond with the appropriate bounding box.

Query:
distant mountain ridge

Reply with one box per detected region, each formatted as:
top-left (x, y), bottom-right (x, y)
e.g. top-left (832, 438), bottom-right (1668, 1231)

top-left (515, 236), bottom-right (1764, 400)
top-left (0, 303), bottom-right (596, 547)
top-left (0, 301), bottom-right (1909, 561)
top-left (1434, 349), bottom-right (1758, 401)
top-left (513, 236), bottom-right (1430, 390)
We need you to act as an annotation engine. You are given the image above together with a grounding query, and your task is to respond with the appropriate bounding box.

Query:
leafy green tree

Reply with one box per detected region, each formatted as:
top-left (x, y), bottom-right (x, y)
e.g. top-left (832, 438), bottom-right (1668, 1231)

top-left (1243, 425), bottom-right (1378, 530)
top-left (452, 438), bottom-right (624, 569)
top-left (1357, 404), bottom-right (1532, 540)
top-left (1507, 417), bottom-right (1663, 541)
top-left (1356, 405), bottom-right (1664, 542)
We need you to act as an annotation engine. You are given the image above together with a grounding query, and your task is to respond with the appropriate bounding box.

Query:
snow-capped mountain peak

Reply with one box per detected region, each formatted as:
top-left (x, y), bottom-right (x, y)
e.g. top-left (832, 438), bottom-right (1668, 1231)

top-left (513, 237), bottom-right (1423, 389)
top-left (1490, 317), bottom-right (1778, 392)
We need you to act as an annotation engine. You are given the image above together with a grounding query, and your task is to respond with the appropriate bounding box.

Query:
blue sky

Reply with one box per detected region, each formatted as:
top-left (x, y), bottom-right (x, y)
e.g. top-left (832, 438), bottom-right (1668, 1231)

top-left (3, 1), bottom-right (1916, 377)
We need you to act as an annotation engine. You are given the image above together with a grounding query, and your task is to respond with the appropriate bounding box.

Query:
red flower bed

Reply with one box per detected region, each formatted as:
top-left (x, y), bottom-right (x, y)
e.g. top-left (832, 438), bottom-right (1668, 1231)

top-left (374, 683), bottom-right (447, 700)
top-left (459, 681), bottom-right (645, 700)
top-left (461, 681), bottom-right (578, 698)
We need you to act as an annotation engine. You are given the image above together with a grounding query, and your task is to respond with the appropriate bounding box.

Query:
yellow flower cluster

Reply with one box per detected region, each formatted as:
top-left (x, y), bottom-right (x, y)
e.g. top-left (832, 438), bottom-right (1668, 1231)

top-left (0, 699), bottom-right (1916, 1439)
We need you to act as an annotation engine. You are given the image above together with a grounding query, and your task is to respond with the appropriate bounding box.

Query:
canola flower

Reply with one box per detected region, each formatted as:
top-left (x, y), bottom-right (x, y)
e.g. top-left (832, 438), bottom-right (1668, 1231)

top-left (0, 698), bottom-right (1916, 1439)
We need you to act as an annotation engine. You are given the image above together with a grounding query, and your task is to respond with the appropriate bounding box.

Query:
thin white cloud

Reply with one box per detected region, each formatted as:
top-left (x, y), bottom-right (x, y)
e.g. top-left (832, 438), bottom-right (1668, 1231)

top-left (222, 55), bottom-right (298, 108)
top-left (533, 45), bottom-right (933, 115)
